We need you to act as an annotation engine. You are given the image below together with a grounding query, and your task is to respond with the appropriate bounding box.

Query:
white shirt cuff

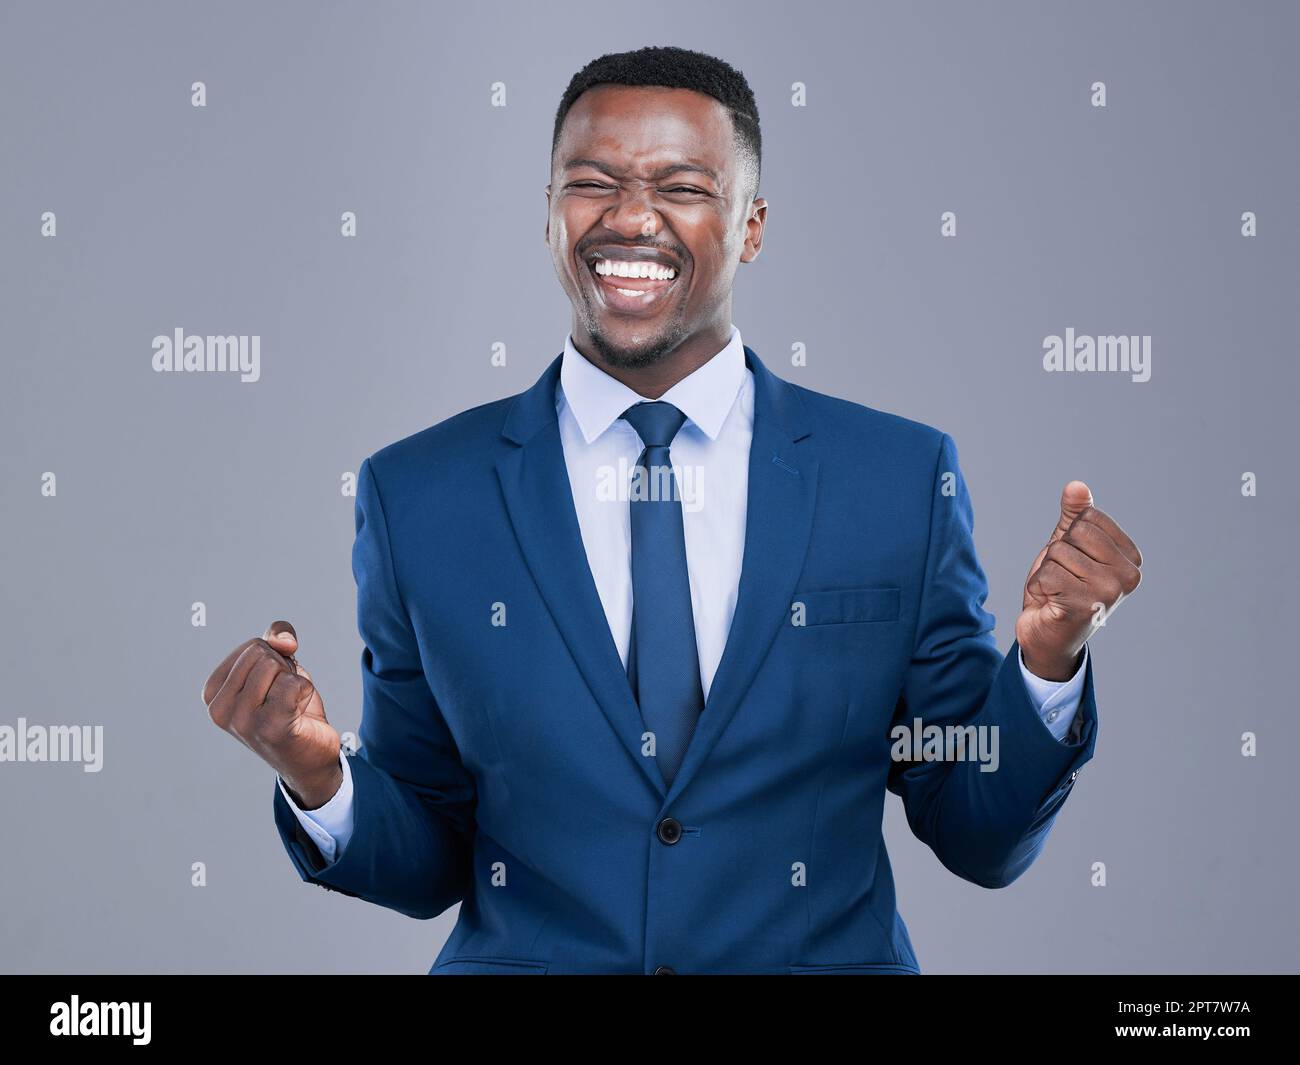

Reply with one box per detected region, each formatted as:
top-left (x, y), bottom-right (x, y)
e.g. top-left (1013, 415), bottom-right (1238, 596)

top-left (1018, 644), bottom-right (1088, 743)
top-left (277, 750), bottom-right (355, 862)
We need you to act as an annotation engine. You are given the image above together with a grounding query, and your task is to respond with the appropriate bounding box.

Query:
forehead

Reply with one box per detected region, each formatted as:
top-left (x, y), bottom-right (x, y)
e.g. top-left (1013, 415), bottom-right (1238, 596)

top-left (556, 84), bottom-right (736, 177)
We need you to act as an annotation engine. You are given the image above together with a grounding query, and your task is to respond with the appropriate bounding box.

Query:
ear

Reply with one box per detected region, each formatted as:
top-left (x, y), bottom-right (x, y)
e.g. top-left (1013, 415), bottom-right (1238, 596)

top-left (741, 197), bottom-right (768, 263)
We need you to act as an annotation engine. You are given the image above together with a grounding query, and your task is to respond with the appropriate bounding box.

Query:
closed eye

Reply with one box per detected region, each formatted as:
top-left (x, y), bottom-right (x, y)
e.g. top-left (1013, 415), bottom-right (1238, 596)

top-left (569, 182), bottom-right (708, 195)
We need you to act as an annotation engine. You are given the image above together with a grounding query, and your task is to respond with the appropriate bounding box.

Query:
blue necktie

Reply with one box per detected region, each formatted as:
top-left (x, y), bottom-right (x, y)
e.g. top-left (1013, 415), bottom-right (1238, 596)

top-left (621, 401), bottom-right (704, 788)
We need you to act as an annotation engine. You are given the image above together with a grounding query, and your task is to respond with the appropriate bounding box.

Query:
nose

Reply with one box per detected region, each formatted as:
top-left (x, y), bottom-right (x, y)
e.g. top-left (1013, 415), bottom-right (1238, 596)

top-left (603, 185), bottom-right (661, 239)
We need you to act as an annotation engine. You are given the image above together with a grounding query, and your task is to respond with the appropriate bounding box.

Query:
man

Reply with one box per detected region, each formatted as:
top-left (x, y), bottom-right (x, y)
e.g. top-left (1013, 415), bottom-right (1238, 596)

top-left (203, 45), bottom-right (1142, 975)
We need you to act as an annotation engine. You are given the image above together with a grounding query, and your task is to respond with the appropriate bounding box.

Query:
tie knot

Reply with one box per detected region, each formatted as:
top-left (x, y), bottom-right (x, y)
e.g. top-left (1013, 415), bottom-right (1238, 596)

top-left (621, 401), bottom-right (687, 449)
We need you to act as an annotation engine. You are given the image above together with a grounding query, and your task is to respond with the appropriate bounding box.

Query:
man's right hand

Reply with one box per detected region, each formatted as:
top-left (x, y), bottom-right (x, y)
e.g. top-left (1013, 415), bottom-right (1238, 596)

top-left (201, 620), bottom-right (344, 810)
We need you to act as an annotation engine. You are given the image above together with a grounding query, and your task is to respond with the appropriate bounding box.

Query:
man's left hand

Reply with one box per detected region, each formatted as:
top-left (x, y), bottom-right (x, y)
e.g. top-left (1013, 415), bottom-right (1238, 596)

top-left (1016, 481), bottom-right (1143, 681)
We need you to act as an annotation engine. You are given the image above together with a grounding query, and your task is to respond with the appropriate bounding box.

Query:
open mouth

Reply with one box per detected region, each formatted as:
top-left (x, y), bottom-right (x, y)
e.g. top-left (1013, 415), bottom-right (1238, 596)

top-left (583, 254), bottom-right (681, 315)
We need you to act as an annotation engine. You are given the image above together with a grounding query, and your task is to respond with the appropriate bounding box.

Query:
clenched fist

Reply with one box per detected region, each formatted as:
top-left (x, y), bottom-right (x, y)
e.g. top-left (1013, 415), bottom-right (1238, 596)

top-left (201, 621), bottom-right (343, 809)
top-left (1017, 481), bottom-right (1143, 681)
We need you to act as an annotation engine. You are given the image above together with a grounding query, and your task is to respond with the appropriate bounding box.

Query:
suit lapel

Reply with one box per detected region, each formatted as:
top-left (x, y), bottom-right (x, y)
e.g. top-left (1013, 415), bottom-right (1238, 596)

top-left (664, 346), bottom-right (818, 805)
top-left (495, 356), bottom-right (668, 797)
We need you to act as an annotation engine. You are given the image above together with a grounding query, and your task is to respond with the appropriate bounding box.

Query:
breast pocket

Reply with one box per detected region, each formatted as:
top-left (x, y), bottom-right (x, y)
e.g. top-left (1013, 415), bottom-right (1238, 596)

top-left (790, 586), bottom-right (900, 626)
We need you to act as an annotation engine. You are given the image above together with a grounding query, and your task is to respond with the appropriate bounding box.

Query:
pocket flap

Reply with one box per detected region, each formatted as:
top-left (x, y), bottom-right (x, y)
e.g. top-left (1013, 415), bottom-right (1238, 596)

top-left (789, 961), bottom-right (919, 974)
top-left (791, 586), bottom-right (901, 625)
top-left (430, 956), bottom-right (549, 974)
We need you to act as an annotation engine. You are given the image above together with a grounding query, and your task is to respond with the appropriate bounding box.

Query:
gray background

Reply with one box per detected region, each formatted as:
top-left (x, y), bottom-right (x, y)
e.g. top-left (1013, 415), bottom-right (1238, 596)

top-left (2, 0), bottom-right (1296, 974)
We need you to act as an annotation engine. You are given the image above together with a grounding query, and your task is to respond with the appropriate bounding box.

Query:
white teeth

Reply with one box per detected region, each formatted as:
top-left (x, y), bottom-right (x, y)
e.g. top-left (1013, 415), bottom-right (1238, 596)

top-left (594, 258), bottom-right (676, 281)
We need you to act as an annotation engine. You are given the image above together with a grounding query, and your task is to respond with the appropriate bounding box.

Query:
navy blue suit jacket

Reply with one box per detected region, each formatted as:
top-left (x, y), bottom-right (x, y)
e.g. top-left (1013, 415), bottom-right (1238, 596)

top-left (272, 345), bottom-right (1097, 974)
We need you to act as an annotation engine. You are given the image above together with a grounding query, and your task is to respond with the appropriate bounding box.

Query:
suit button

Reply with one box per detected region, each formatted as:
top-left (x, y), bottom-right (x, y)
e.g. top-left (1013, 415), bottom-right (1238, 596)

top-left (656, 817), bottom-right (682, 845)
top-left (654, 965), bottom-right (676, 975)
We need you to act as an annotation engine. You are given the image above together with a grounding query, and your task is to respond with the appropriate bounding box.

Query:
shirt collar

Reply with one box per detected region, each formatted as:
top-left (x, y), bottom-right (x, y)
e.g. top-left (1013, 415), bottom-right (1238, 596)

top-left (558, 323), bottom-right (746, 444)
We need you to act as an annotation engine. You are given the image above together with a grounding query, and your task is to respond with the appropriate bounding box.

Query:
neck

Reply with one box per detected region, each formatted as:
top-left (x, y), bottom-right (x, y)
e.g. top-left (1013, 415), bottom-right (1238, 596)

top-left (571, 322), bottom-right (732, 399)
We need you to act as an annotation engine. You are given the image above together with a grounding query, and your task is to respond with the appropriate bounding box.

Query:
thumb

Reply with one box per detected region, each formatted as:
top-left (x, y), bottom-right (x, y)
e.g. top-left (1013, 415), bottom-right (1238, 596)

top-left (263, 620), bottom-right (298, 657)
top-left (1048, 480), bottom-right (1093, 544)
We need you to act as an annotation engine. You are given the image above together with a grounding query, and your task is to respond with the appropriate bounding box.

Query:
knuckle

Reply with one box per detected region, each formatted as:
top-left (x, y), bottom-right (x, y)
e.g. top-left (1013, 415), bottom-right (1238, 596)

top-left (265, 670), bottom-right (294, 702)
top-left (1103, 580), bottom-right (1124, 603)
top-left (1068, 515), bottom-right (1098, 541)
top-left (1039, 559), bottom-right (1067, 583)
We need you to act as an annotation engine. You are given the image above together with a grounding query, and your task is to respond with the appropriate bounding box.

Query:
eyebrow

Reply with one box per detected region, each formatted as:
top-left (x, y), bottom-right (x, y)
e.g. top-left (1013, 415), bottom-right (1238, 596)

top-left (562, 158), bottom-right (720, 183)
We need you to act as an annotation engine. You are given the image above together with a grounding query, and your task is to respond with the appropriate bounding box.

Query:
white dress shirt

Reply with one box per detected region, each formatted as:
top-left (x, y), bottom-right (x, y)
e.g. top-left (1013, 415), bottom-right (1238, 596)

top-left (279, 323), bottom-right (1088, 861)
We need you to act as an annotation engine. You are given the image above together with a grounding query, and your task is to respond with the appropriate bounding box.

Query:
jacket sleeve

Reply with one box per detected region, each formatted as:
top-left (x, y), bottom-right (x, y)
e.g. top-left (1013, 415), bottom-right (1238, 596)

top-left (272, 455), bottom-right (476, 919)
top-left (885, 432), bottom-right (1098, 889)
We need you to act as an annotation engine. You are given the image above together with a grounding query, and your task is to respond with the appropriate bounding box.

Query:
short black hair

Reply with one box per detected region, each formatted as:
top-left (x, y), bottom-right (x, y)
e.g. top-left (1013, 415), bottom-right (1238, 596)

top-left (552, 45), bottom-right (761, 202)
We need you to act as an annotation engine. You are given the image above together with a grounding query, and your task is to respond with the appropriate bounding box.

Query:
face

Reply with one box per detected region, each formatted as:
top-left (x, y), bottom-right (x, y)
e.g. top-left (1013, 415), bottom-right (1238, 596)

top-left (546, 84), bottom-right (766, 370)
